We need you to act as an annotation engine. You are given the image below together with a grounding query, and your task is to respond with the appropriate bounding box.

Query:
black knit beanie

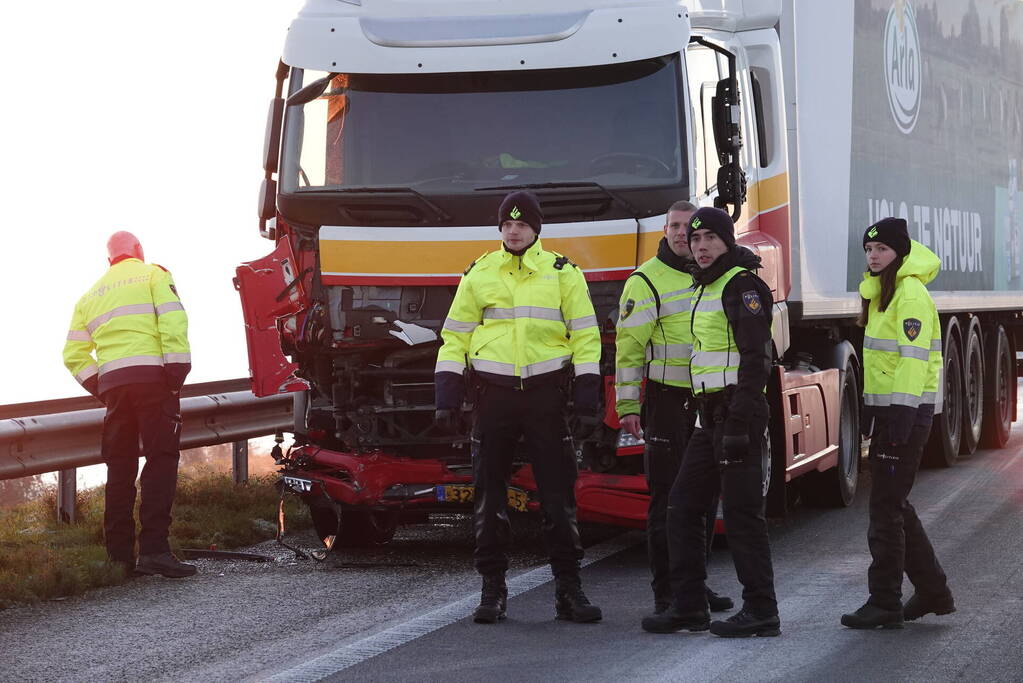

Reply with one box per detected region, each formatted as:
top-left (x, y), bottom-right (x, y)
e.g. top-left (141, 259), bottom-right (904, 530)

top-left (863, 217), bottom-right (910, 257)
top-left (498, 191), bottom-right (542, 235)
top-left (686, 206), bottom-right (736, 249)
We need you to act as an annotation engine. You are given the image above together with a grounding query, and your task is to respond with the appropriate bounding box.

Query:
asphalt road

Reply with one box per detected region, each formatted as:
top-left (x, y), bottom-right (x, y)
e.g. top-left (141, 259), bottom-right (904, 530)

top-left (2, 427), bottom-right (1022, 682)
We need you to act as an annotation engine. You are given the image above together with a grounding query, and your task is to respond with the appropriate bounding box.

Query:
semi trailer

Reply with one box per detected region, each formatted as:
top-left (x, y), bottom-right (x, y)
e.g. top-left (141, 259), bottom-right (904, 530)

top-left (235, 0), bottom-right (1023, 549)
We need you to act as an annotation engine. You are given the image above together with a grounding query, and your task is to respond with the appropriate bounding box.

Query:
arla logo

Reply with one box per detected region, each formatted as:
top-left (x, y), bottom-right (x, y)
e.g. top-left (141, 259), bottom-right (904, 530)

top-left (884, 0), bottom-right (922, 134)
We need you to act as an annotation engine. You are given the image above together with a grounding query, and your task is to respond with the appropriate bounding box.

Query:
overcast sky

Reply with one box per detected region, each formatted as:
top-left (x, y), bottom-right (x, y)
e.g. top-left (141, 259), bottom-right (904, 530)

top-left (0, 1), bottom-right (303, 404)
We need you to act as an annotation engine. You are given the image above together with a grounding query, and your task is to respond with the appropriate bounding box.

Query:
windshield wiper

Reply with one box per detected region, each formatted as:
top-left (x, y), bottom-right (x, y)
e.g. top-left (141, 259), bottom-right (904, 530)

top-left (474, 181), bottom-right (642, 217)
top-left (306, 186), bottom-right (452, 223)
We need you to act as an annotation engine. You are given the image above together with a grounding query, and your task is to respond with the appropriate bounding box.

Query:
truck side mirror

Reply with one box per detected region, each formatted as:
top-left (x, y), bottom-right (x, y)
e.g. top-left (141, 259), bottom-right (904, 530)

top-left (714, 165), bottom-right (747, 216)
top-left (263, 97), bottom-right (285, 174)
top-left (711, 76), bottom-right (747, 219)
top-left (258, 178), bottom-right (277, 222)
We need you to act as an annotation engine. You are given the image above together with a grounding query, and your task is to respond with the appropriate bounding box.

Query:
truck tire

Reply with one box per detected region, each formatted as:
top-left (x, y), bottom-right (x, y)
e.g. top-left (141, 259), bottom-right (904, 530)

top-left (802, 358), bottom-right (859, 508)
top-left (959, 318), bottom-right (984, 456)
top-left (981, 324), bottom-right (1014, 449)
top-left (339, 510), bottom-right (399, 547)
top-left (924, 321), bottom-right (963, 468)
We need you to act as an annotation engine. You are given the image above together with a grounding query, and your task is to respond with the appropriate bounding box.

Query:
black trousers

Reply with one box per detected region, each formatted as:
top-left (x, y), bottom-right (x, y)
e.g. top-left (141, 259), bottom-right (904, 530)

top-left (472, 381), bottom-right (583, 579)
top-left (101, 383), bottom-right (182, 562)
top-left (642, 381), bottom-right (703, 606)
top-left (866, 416), bottom-right (950, 610)
top-left (666, 397), bottom-right (777, 615)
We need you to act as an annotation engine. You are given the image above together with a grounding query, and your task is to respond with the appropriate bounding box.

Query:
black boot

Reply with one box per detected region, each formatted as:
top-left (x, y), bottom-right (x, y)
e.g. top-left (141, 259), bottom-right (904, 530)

top-left (903, 592), bottom-right (955, 621)
top-left (641, 606), bottom-right (710, 634)
top-left (555, 577), bottom-right (602, 623)
top-left (135, 552), bottom-right (196, 578)
top-left (710, 608), bottom-right (781, 637)
top-left (473, 575), bottom-right (507, 624)
top-left (706, 587), bottom-right (734, 612)
top-left (840, 603), bottom-right (904, 630)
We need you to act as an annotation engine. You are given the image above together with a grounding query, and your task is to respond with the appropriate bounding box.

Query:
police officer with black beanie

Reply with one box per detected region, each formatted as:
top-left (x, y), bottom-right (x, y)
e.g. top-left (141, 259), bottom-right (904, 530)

top-left (642, 206), bottom-right (780, 637)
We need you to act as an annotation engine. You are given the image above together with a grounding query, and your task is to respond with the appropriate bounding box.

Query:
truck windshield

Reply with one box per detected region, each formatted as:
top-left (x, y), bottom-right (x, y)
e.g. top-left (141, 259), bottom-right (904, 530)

top-left (281, 55), bottom-right (686, 194)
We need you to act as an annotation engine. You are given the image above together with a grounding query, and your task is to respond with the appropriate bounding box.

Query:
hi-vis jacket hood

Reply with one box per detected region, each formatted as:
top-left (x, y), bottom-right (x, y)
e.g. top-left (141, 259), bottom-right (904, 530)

top-left (859, 240), bottom-right (942, 414)
top-left (435, 238), bottom-right (600, 390)
top-left (859, 239), bottom-right (940, 300)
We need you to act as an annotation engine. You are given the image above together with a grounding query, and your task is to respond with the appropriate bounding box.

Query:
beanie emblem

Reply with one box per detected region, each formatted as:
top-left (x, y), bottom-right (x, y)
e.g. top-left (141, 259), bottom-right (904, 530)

top-left (868, 226), bottom-right (878, 238)
top-left (691, 217), bottom-right (702, 229)
top-left (510, 206), bottom-right (522, 220)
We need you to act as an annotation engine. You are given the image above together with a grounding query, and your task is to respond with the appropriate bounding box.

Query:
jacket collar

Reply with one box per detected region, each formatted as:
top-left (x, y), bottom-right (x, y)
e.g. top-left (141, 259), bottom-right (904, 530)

top-left (655, 237), bottom-right (696, 274)
top-left (500, 237), bottom-right (544, 270)
top-left (693, 245), bottom-right (762, 286)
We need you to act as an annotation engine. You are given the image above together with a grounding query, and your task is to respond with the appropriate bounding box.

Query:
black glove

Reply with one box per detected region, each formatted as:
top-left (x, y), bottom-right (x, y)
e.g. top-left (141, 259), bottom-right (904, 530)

top-left (886, 405), bottom-right (916, 446)
top-left (435, 409), bottom-right (458, 435)
top-left (719, 431), bottom-right (750, 466)
top-left (435, 371), bottom-right (465, 411)
top-left (572, 374), bottom-right (602, 417)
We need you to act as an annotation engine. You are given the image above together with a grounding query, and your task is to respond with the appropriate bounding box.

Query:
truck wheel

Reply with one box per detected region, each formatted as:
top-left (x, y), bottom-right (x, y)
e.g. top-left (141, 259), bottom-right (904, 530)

top-left (981, 325), bottom-right (1014, 448)
top-left (959, 319), bottom-right (984, 456)
top-left (924, 325), bottom-right (963, 468)
top-left (802, 359), bottom-right (859, 508)
top-left (339, 510), bottom-right (399, 547)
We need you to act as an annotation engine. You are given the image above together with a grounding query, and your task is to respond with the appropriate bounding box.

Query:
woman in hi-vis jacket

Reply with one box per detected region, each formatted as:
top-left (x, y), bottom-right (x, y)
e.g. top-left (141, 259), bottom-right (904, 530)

top-left (841, 217), bottom-right (955, 630)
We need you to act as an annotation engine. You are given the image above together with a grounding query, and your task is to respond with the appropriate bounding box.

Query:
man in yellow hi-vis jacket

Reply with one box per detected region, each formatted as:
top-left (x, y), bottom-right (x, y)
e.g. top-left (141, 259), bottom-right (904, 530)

top-left (435, 191), bottom-right (602, 624)
top-left (615, 200), bottom-right (732, 616)
top-left (62, 232), bottom-right (195, 578)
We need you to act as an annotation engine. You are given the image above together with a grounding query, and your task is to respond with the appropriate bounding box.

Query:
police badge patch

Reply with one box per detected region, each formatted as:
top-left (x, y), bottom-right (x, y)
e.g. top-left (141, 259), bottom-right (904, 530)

top-left (741, 290), bottom-right (762, 314)
top-left (621, 299), bottom-right (636, 320)
top-left (903, 318), bottom-right (922, 341)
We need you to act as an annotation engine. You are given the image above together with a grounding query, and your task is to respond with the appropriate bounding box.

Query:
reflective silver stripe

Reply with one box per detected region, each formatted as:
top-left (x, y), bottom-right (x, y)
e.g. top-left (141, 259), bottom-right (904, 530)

top-left (649, 365), bottom-right (691, 384)
top-left (574, 362), bottom-right (600, 376)
top-left (615, 367), bottom-right (645, 383)
top-left (898, 345), bottom-right (930, 361)
top-left (86, 303), bottom-right (156, 334)
top-left (618, 307), bottom-right (658, 329)
top-left (863, 391), bottom-right (937, 407)
top-left (692, 297), bottom-right (724, 313)
top-left (435, 360), bottom-right (466, 375)
top-left (566, 315), bottom-right (598, 331)
top-left (931, 339), bottom-right (942, 351)
top-left (691, 351), bottom-right (736, 367)
top-left (156, 302), bottom-right (185, 316)
top-left (863, 336), bottom-right (899, 352)
top-left (659, 298), bottom-right (691, 317)
top-left (471, 358), bottom-right (516, 376)
top-left (483, 306), bottom-right (564, 322)
top-left (98, 355), bottom-right (163, 375)
top-left (650, 343), bottom-right (692, 360)
top-left (163, 353), bottom-right (192, 364)
top-left (617, 385), bottom-right (641, 401)
top-left (659, 288), bottom-right (693, 301)
top-left (522, 355), bottom-right (571, 378)
top-left (66, 330), bottom-right (92, 342)
top-left (690, 369), bottom-right (739, 391)
top-left (443, 318), bottom-right (479, 334)
top-left (75, 365), bottom-right (99, 383)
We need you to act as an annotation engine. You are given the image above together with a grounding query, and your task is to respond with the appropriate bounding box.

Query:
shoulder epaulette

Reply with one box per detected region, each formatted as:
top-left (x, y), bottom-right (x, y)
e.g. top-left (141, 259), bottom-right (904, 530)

top-left (552, 254), bottom-right (577, 270)
top-left (153, 263), bottom-right (169, 273)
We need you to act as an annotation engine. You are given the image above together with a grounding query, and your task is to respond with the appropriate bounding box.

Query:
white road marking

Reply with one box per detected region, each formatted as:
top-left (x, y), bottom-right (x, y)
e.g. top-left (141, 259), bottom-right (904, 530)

top-left (264, 532), bottom-right (641, 682)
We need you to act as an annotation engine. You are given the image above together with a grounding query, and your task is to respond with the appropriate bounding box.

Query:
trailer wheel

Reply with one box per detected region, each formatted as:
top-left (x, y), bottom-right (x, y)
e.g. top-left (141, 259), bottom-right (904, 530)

top-left (959, 319), bottom-right (984, 456)
top-left (924, 323), bottom-right (963, 468)
top-left (802, 359), bottom-right (859, 508)
top-left (981, 324), bottom-right (1014, 448)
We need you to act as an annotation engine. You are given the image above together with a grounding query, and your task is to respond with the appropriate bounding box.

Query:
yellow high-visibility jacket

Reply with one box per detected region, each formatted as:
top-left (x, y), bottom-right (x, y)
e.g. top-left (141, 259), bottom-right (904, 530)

top-left (860, 240), bottom-right (942, 411)
top-left (435, 239), bottom-right (600, 388)
top-left (63, 258), bottom-right (191, 396)
top-left (614, 243), bottom-right (694, 417)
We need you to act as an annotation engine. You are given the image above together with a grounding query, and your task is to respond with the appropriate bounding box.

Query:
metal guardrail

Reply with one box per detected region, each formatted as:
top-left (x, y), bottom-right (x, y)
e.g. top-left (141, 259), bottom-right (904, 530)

top-left (0, 380), bottom-right (294, 521)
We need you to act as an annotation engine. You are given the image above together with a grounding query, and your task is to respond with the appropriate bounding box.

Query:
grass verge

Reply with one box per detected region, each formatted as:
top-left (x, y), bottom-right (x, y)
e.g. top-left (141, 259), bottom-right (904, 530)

top-left (0, 469), bottom-right (310, 610)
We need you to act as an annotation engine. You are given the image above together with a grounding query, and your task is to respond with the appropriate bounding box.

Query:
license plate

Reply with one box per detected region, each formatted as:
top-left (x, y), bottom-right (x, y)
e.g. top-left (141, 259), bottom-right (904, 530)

top-left (435, 484), bottom-right (529, 512)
